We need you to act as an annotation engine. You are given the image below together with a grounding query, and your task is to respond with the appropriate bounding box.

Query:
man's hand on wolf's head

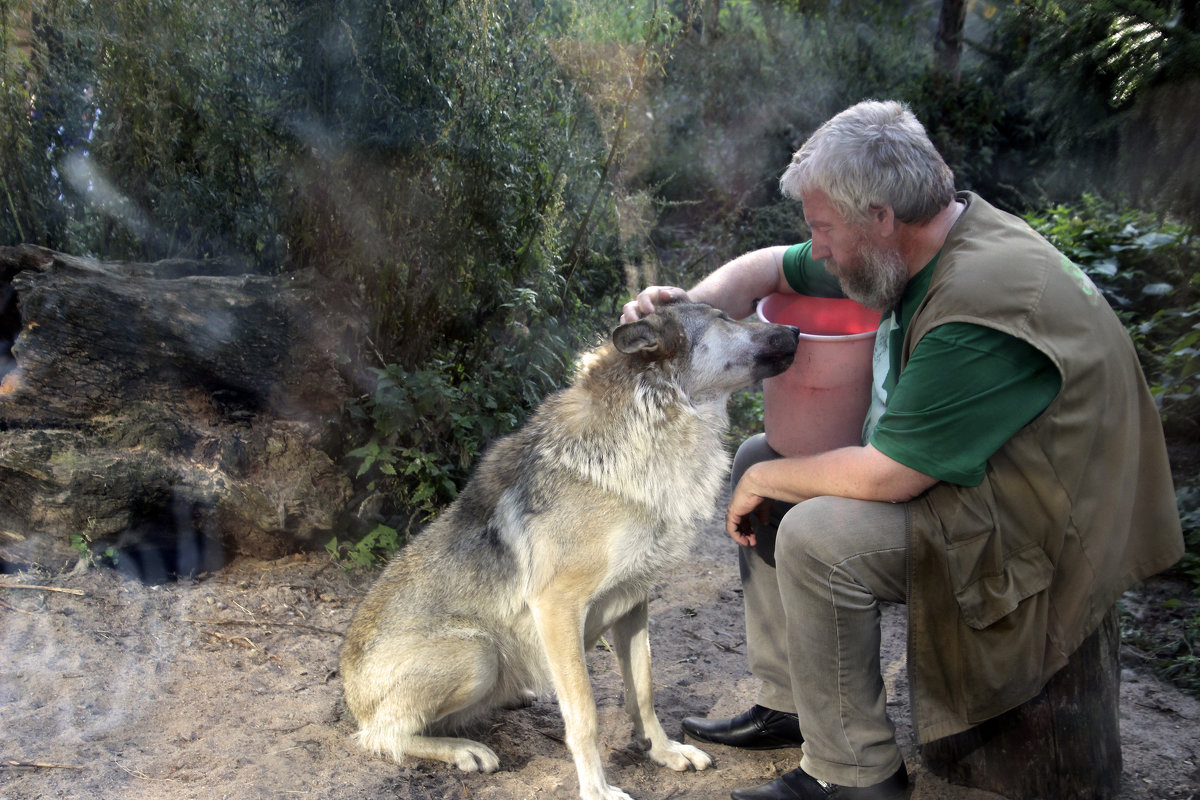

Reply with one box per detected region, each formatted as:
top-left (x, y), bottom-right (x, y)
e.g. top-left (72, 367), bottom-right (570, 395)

top-left (620, 285), bottom-right (690, 323)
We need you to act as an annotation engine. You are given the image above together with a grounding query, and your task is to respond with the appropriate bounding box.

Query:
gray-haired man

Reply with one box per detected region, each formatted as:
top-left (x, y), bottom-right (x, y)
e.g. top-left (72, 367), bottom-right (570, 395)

top-left (623, 100), bottom-right (1182, 800)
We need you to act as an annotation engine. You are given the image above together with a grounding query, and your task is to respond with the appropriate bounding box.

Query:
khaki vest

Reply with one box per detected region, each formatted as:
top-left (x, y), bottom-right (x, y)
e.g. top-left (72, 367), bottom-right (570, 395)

top-left (904, 193), bottom-right (1184, 743)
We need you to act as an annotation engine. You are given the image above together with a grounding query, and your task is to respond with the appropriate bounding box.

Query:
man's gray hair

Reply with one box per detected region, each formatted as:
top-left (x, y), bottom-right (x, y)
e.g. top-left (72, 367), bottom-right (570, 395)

top-left (780, 100), bottom-right (955, 225)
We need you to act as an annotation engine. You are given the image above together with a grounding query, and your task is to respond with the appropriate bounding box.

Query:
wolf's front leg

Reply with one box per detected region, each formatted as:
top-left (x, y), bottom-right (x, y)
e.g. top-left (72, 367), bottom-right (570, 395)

top-left (610, 600), bottom-right (713, 772)
top-left (530, 595), bottom-right (634, 800)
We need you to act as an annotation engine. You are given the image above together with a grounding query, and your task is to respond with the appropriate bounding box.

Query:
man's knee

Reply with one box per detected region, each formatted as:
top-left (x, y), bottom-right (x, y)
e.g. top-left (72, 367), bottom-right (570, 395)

top-left (775, 496), bottom-right (908, 602)
top-left (732, 433), bottom-right (780, 486)
top-left (775, 496), bottom-right (852, 568)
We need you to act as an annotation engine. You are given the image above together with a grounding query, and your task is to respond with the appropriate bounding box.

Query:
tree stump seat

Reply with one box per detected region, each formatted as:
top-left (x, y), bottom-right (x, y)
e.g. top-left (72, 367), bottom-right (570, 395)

top-left (921, 607), bottom-right (1122, 800)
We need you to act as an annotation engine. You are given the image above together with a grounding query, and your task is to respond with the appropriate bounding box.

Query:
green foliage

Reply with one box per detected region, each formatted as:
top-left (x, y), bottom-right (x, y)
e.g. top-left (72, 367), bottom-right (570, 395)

top-left (347, 361), bottom-right (519, 520)
top-left (1121, 597), bottom-right (1200, 698)
top-left (341, 307), bottom-right (587, 545)
top-left (1024, 197), bottom-right (1200, 611)
top-left (1178, 486), bottom-right (1200, 590)
top-left (70, 531), bottom-right (118, 569)
top-left (1154, 617), bottom-right (1200, 697)
top-left (325, 523), bottom-right (400, 569)
top-left (726, 386), bottom-right (765, 450)
top-left (990, 1), bottom-right (1200, 224)
top-left (999, 0), bottom-right (1198, 111)
top-left (615, 2), bottom-right (940, 284)
top-left (283, 0), bottom-right (621, 370)
top-left (2, 0), bottom-right (291, 262)
top-left (313, 0), bottom-right (675, 555)
top-left (1022, 196), bottom-right (1200, 434)
top-left (540, 0), bottom-right (688, 43)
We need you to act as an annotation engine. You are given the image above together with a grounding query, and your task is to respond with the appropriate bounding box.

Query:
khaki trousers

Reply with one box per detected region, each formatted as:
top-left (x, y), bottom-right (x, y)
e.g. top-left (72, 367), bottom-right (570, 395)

top-left (732, 434), bottom-right (908, 787)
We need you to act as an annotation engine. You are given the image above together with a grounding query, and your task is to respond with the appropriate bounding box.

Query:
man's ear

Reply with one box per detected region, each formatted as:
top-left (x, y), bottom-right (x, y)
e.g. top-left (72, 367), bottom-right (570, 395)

top-left (612, 315), bottom-right (679, 358)
top-left (869, 204), bottom-right (896, 238)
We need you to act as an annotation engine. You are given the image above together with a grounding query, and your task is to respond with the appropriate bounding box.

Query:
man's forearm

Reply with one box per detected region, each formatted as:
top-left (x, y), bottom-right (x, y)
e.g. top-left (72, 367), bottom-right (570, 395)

top-left (726, 444), bottom-right (938, 543)
top-left (742, 445), bottom-right (937, 504)
top-left (689, 246), bottom-right (792, 319)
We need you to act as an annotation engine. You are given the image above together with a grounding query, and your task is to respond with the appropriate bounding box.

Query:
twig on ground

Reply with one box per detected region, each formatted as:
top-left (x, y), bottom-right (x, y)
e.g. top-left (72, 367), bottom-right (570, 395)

top-left (604, 743), bottom-right (642, 765)
top-left (0, 583), bottom-right (86, 596)
top-left (204, 630), bottom-right (258, 650)
top-left (0, 761), bottom-right (85, 771)
top-left (181, 617), bottom-right (342, 637)
top-left (115, 763), bottom-right (179, 783)
top-left (536, 729), bottom-right (565, 744)
top-left (0, 597), bottom-right (37, 614)
top-left (683, 628), bottom-right (743, 653)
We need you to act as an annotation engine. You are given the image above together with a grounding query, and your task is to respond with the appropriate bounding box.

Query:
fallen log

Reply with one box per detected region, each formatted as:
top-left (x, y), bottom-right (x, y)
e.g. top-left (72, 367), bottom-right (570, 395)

top-left (0, 245), bottom-right (359, 581)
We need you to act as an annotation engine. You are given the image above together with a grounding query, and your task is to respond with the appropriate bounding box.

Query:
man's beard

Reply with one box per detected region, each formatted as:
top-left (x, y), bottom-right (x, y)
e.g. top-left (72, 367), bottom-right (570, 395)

top-left (829, 239), bottom-right (908, 311)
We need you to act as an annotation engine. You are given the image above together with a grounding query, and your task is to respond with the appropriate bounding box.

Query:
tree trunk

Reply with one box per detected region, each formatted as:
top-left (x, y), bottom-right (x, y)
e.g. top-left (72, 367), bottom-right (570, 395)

top-left (934, 0), bottom-right (968, 83)
top-left (922, 607), bottom-right (1123, 800)
top-left (0, 245), bottom-right (361, 581)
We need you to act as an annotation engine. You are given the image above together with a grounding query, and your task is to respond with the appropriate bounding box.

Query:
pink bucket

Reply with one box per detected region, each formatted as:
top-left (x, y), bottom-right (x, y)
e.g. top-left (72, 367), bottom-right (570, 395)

top-left (756, 294), bottom-right (880, 457)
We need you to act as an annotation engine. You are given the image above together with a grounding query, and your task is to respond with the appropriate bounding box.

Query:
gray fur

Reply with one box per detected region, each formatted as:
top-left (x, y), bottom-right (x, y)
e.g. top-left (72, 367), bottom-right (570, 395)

top-left (340, 302), bottom-right (799, 800)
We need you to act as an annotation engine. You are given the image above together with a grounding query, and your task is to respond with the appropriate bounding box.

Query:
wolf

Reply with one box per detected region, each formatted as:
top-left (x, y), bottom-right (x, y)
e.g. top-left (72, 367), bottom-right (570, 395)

top-left (339, 301), bottom-right (800, 800)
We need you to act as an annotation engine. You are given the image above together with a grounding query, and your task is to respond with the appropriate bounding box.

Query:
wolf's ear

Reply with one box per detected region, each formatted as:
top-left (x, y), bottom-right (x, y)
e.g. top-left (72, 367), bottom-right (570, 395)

top-left (612, 315), bottom-right (680, 358)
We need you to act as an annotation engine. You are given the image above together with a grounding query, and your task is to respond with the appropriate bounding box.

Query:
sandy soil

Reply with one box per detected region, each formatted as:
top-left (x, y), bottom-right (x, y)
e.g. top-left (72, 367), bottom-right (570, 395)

top-left (2, 515), bottom-right (1198, 800)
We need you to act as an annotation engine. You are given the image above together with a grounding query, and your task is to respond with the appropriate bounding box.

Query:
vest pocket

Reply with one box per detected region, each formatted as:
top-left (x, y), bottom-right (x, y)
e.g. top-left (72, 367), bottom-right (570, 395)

top-left (951, 543), bottom-right (1054, 630)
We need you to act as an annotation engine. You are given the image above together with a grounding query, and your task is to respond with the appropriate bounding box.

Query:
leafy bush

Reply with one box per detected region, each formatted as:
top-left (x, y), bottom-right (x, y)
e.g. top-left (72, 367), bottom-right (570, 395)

top-left (1, 1), bottom-right (291, 262)
top-left (284, 0), bottom-right (643, 558)
top-left (1120, 597), bottom-right (1200, 699)
top-left (325, 523), bottom-right (401, 570)
top-left (1023, 196), bottom-right (1200, 435)
top-left (1178, 486), bottom-right (1200, 590)
top-left (989, 1), bottom-right (1200, 227)
top-left (338, 308), bottom-right (597, 561)
top-left (281, 0), bottom-right (625, 369)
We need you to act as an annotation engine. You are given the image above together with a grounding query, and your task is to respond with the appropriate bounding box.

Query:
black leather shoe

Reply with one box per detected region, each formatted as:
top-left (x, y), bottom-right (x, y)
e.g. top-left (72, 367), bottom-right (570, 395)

top-left (681, 705), bottom-right (803, 750)
top-left (730, 763), bottom-right (909, 800)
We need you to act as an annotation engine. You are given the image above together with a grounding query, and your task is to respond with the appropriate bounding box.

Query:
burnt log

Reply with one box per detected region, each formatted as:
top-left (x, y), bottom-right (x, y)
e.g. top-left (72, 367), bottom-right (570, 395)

top-left (0, 245), bottom-right (359, 580)
top-left (921, 606), bottom-right (1123, 800)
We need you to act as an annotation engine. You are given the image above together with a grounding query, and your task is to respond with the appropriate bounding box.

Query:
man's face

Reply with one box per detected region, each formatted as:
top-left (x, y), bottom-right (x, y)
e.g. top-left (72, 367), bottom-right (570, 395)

top-left (803, 189), bottom-right (908, 311)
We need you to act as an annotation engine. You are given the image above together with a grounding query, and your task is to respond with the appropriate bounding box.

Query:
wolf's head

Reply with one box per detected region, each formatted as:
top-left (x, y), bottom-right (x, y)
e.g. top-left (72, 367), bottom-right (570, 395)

top-left (611, 301), bottom-right (799, 404)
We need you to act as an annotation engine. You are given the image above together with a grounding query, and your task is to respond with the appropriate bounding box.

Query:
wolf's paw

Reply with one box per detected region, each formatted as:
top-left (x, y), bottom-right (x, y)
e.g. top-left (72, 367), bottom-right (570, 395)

top-left (648, 739), bottom-right (713, 772)
top-left (451, 741), bottom-right (500, 773)
top-left (580, 782), bottom-right (635, 800)
top-left (503, 689), bottom-right (537, 709)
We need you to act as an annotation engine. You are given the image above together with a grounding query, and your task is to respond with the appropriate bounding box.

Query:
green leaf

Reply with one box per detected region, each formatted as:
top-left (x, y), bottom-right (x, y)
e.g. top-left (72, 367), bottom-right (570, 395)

top-left (1135, 231), bottom-right (1176, 250)
top-left (355, 456), bottom-right (376, 478)
top-left (347, 443), bottom-right (381, 460)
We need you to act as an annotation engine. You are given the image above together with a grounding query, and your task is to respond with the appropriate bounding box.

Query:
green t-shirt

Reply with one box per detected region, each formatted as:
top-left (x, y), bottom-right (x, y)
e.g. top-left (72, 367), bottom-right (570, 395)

top-left (781, 243), bottom-right (1062, 486)
top-left (781, 241), bottom-right (845, 297)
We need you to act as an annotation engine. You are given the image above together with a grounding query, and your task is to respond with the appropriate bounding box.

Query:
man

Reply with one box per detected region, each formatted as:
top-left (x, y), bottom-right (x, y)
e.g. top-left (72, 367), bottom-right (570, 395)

top-left (621, 100), bottom-right (1183, 800)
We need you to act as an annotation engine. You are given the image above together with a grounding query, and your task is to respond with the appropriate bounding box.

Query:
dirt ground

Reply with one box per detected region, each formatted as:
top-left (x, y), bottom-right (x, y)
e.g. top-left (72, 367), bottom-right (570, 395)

top-left (2, 514), bottom-right (1198, 800)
